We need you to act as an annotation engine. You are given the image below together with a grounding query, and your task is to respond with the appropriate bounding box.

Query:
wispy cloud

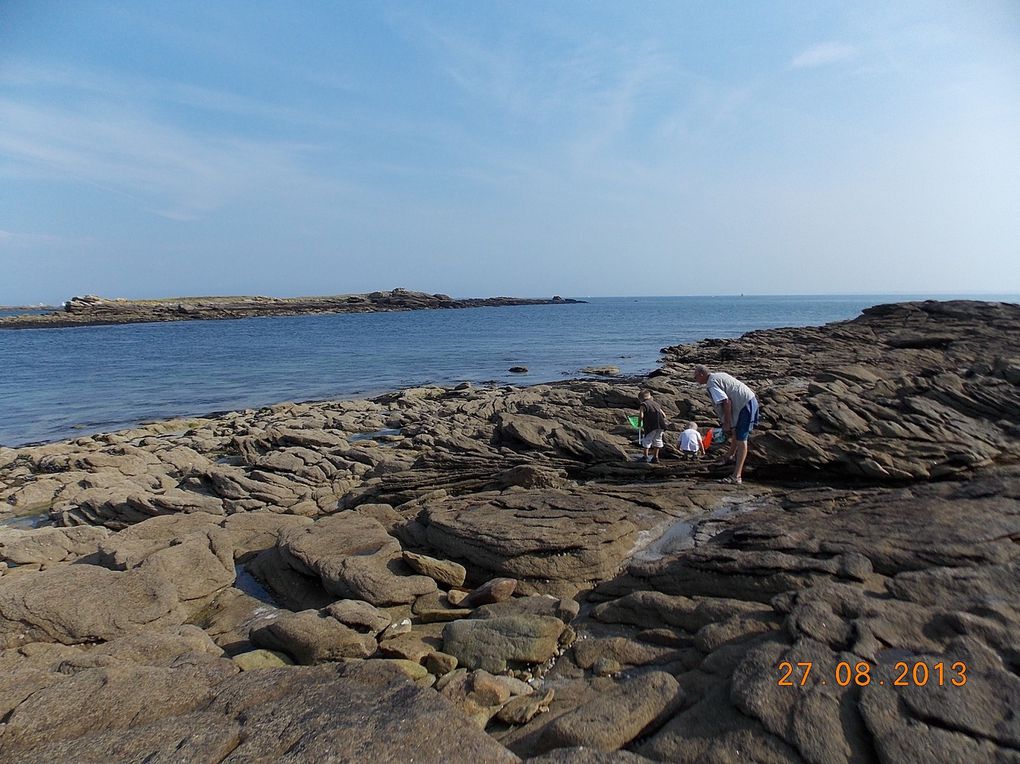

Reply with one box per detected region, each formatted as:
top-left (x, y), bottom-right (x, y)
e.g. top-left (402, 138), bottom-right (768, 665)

top-left (790, 42), bottom-right (857, 69)
top-left (0, 77), bottom-right (355, 221)
top-left (0, 229), bottom-right (88, 248)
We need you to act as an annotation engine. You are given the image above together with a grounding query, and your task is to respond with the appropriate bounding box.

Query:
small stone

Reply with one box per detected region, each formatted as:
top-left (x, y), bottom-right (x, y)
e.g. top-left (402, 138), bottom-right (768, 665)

top-left (403, 551), bottom-right (467, 588)
top-left (470, 670), bottom-right (513, 706)
top-left (593, 657), bottom-right (621, 677)
top-left (231, 649), bottom-right (294, 670)
top-left (376, 658), bottom-right (430, 682)
top-left (446, 589), bottom-right (469, 606)
top-left (418, 608), bottom-right (474, 623)
top-left (464, 577), bottom-right (517, 607)
top-left (435, 667), bottom-right (467, 692)
top-left (380, 618), bottom-right (412, 640)
top-left (425, 651), bottom-right (459, 676)
top-left (377, 632), bottom-right (434, 663)
top-left (497, 689), bottom-right (555, 725)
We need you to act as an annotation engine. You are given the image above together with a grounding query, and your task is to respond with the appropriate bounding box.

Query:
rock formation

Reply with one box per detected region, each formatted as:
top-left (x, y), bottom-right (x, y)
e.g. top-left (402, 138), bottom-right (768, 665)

top-left (0, 288), bottom-right (583, 329)
top-left (0, 299), bottom-right (1017, 762)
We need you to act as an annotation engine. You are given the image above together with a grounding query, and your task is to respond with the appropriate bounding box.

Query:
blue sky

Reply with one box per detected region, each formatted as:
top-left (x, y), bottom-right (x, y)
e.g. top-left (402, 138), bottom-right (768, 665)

top-left (1, 1), bottom-right (1018, 304)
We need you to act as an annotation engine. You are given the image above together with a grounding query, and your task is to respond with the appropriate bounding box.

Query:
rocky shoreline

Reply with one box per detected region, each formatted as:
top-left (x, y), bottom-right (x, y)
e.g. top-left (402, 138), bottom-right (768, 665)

top-left (0, 289), bottom-right (583, 330)
top-left (1, 299), bottom-right (1018, 762)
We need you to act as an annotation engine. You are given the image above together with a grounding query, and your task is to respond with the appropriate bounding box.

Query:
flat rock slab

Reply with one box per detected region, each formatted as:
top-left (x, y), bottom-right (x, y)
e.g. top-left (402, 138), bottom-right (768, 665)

top-left (421, 489), bottom-right (647, 593)
top-left (0, 564), bottom-right (185, 648)
top-left (0, 658), bottom-right (518, 763)
top-left (0, 525), bottom-right (110, 565)
top-left (536, 671), bottom-right (683, 753)
top-left (212, 661), bottom-right (520, 763)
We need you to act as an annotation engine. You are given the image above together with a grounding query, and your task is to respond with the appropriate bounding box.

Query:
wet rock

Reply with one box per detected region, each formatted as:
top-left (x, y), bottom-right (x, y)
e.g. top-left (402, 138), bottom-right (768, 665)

top-left (188, 587), bottom-right (282, 654)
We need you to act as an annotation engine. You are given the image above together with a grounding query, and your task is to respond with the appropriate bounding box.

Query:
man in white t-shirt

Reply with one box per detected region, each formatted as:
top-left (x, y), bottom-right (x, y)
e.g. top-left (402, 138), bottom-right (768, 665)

top-left (693, 365), bottom-right (759, 484)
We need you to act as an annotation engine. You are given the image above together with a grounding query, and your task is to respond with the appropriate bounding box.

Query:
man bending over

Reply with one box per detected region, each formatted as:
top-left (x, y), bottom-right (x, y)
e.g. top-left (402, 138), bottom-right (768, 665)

top-left (693, 365), bottom-right (758, 484)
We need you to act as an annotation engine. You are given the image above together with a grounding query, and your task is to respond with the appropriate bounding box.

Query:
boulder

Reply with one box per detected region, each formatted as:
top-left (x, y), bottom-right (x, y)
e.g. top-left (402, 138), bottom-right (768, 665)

top-left (443, 615), bottom-right (565, 673)
top-left (250, 609), bottom-right (376, 664)
top-left (278, 513), bottom-right (437, 605)
top-left (536, 672), bottom-right (683, 753)
top-left (403, 550), bottom-right (467, 587)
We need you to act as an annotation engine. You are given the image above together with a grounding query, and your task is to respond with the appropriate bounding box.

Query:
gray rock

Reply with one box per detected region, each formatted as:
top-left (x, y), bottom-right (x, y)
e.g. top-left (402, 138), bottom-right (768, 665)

top-left (443, 615), bottom-right (565, 673)
top-left (536, 672), bottom-right (683, 753)
top-left (403, 550), bottom-right (467, 587)
top-left (279, 512), bottom-right (437, 605)
top-left (0, 565), bottom-right (186, 649)
top-left (0, 525), bottom-right (110, 565)
top-left (251, 609), bottom-right (376, 664)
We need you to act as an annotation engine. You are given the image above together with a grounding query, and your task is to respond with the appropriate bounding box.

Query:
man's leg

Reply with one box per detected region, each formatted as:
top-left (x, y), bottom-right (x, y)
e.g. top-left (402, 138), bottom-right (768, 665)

top-left (731, 402), bottom-right (755, 481)
top-left (732, 439), bottom-right (748, 481)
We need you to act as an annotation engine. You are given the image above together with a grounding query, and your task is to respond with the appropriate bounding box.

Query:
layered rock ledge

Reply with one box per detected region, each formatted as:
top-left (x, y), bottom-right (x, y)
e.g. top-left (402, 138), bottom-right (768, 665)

top-left (0, 299), bottom-right (1018, 763)
top-left (0, 288), bottom-right (583, 329)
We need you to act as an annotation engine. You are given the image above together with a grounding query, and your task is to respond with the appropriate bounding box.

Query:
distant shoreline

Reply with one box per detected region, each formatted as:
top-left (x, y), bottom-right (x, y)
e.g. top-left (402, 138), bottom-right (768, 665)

top-left (0, 289), bottom-right (583, 330)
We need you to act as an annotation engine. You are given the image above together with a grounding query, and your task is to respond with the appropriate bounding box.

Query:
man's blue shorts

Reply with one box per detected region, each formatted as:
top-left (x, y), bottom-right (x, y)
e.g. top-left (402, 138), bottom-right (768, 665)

top-left (734, 398), bottom-right (760, 441)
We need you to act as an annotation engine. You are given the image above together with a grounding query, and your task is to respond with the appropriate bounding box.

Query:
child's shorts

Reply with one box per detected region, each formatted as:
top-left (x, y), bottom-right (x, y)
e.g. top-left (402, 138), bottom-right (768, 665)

top-left (641, 429), bottom-right (664, 449)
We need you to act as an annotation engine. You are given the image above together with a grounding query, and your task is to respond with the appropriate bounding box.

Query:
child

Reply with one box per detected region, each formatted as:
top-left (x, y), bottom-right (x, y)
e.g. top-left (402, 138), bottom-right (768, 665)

top-left (637, 390), bottom-right (668, 463)
top-left (678, 422), bottom-right (705, 460)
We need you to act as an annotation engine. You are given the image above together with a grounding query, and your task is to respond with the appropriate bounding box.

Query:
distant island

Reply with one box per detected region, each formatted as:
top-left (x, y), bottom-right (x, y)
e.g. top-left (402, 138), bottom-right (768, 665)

top-left (0, 289), bottom-right (584, 329)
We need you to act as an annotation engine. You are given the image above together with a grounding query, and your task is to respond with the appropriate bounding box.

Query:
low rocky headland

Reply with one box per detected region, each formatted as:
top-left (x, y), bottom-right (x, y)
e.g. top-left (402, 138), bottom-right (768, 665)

top-left (0, 289), bottom-right (583, 330)
top-left (0, 299), bottom-right (1018, 763)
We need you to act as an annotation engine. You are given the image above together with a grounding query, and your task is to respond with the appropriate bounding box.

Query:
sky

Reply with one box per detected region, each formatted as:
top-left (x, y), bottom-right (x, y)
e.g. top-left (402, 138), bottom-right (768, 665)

top-left (1, 1), bottom-right (1018, 304)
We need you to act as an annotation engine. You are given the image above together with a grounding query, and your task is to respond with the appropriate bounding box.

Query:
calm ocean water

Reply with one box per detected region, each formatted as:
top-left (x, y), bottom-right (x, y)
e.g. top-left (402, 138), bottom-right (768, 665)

top-left (1, 295), bottom-right (1016, 447)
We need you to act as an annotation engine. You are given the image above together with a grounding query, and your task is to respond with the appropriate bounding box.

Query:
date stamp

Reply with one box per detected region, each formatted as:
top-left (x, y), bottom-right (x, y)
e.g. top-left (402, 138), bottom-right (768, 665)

top-left (777, 660), bottom-right (967, 687)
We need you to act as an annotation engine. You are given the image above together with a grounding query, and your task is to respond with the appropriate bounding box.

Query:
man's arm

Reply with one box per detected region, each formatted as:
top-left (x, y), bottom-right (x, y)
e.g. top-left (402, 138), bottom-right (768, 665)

top-left (721, 398), bottom-right (734, 434)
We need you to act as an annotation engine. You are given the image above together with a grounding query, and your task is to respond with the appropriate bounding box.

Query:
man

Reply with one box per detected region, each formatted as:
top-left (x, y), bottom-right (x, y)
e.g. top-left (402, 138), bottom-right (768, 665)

top-left (693, 365), bottom-right (758, 484)
top-left (637, 390), bottom-right (668, 463)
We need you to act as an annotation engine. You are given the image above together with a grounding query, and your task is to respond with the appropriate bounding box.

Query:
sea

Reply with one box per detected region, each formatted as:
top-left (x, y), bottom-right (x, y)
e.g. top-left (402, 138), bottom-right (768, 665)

top-left (1, 294), bottom-right (1016, 447)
